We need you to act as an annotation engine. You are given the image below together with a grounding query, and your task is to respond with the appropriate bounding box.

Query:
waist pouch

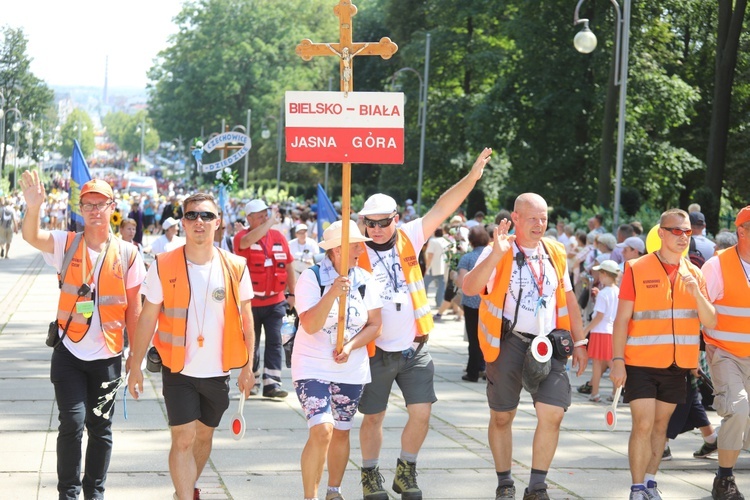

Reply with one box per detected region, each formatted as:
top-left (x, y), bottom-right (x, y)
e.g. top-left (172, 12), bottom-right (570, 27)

top-left (548, 329), bottom-right (573, 360)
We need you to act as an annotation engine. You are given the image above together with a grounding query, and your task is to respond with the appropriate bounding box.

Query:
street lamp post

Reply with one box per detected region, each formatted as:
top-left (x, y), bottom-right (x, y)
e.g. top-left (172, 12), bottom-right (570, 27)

top-left (74, 120), bottom-right (88, 144)
top-left (24, 120), bottom-right (34, 168)
top-left (0, 91), bottom-right (5, 178)
top-left (135, 116), bottom-right (149, 168)
top-left (573, 0), bottom-right (630, 228)
top-left (5, 107), bottom-right (23, 190)
top-left (262, 99), bottom-right (284, 194)
top-left (390, 33), bottom-right (430, 215)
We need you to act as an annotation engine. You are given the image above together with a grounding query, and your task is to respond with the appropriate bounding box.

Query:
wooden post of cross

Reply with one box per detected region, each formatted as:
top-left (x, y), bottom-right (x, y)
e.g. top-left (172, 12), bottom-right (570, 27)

top-left (296, 0), bottom-right (397, 352)
top-left (215, 125), bottom-right (244, 161)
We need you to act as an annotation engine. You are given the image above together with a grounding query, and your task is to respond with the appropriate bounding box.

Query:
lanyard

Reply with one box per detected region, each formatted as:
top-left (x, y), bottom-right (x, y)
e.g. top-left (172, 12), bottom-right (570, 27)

top-left (257, 233), bottom-right (270, 258)
top-left (81, 236), bottom-right (112, 287)
top-left (516, 243), bottom-right (545, 297)
top-left (738, 248), bottom-right (750, 285)
top-left (374, 248), bottom-right (399, 292)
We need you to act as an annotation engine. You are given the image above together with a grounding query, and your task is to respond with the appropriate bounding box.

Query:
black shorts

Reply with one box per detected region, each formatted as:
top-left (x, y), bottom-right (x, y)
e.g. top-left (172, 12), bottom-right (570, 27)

top-left (162, 369), bottom-right (230, 427)
top-left (624, 365), bottom-right (688, 404)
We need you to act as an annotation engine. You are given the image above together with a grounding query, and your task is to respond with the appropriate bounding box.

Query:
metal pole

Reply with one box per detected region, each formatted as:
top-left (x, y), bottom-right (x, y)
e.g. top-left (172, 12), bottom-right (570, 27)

top-left (243, 109), bottom-right (251, 190)
top-left (275, 98), bottom-right (284, 194)
top-left (140, 116), bottom-right (145, 167)
top-left (416, 33), bottom-right (430, 216)
top-left (13, 129), bottom-right (19, 190)
top-left (612, 0), bottom-right (630, 229)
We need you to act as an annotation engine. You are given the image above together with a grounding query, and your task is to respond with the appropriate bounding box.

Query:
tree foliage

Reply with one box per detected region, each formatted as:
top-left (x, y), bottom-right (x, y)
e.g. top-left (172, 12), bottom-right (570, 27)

top-left (102, 111), bottom-right (160, 159)
top-left (59, 109), bottom-right (95, 159)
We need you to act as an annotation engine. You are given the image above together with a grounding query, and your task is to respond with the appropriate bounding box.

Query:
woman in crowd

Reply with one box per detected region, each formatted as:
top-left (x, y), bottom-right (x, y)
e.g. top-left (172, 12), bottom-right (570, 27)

top-left (292, 220), bottom-right (383, 500)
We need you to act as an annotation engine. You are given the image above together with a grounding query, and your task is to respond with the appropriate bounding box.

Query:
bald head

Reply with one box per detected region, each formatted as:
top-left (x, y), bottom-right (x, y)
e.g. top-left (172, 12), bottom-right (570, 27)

top-left (512, 193), bottom-right (549, 247)
top-left (514, 193), bottom-right (547, 213)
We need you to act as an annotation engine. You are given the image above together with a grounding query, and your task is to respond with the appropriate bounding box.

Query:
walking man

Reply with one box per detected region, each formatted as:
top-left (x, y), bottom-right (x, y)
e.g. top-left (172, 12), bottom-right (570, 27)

top-left (701, 205), bottom-right (750, 500)
top-left (128, 193), bottom-right (255, 500)
top-left (462, 193), bottom-right (587, 500)
top-left (233, 199), bottom-right (296, 398)
top-left (356, 148), bottom-right (493, 500)
top-left (610, 208), bottom-right (717, 500)
top-left (20, 172), bottom-right (146, 500)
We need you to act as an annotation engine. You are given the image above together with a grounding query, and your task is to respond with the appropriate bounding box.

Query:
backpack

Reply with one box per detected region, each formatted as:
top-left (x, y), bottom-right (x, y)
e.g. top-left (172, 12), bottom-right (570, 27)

top-left (2, 207), bottom-right (13, 229)
top-left (688, 237), bottom-right (706, 268)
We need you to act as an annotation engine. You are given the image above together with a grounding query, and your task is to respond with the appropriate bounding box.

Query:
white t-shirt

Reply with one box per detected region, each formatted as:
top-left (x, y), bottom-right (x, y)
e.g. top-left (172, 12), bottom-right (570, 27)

top-left (288, 238), bottom-right (320, 275)
top-left (44, 231), bottom-right (147, 361)
top-left (426, 237), bottom-right (450, 277)
top-left (364, 218), bottom-right (426, 351)
top-left (477, 242), bottom-right (573, 336)
top-left (150, 234), bottom-right (186, 255)
top-left (588, 285), bottom-right (619, 334)
top-left (291, 258), bottom-right (383, 384)
top-left (702, 252), bottom-right (750, 302)
top-left (141, 251), bottom-right (253, 378)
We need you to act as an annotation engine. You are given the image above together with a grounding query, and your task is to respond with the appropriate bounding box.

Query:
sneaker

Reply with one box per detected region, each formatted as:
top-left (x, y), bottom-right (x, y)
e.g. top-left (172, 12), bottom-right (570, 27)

top-left (433, 313), bottom-right (442, 321)
top-left (694, 440), bottom-right (719, 458)
top-left (262, 387), bottom-right (288, 398)
top-left (522, 485), bottom-right (550, 500)
top-left (325, 491), bottom-right (345, 500)
top-left (661, 446), bottom-right (672, 461)
top-left (392, 458), bottom-right (422, 499)
top-left (360, 466), bottom-right (388, 500)
top-left (173, 488), bottom-right (201, 500)
top-left (495, 484), bottom-right (516, 499)
top-left (646, 480), bottom-right (662, 500)
top-left (588, 393), bottom-right (601, 402)
top-left (712, 475), bottom-right (745, 500)
top-left (629, 486), bottom-right (650, 500)
top-left (249, 384), bottom-right (260, 396)
top-left (462, 374), bottom-right (479, 382)
top-left (577, 381), bottom-right (592, 394)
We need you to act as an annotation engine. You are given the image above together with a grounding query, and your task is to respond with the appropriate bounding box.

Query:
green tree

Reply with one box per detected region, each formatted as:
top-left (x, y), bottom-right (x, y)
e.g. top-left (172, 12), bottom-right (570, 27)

top-left (60, 109), bottom-right (95, 158)
top-left (103, 111), bottom-right (159, 161)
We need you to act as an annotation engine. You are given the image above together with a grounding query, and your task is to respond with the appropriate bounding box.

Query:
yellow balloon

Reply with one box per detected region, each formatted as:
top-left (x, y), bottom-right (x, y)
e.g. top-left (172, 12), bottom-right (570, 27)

top-left (644, 224), bottom-right (689, 257)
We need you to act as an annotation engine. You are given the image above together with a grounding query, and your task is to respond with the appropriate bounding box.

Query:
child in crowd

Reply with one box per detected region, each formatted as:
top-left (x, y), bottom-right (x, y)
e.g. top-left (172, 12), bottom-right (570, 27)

top-left (582, 260), bottom-right (620, 402)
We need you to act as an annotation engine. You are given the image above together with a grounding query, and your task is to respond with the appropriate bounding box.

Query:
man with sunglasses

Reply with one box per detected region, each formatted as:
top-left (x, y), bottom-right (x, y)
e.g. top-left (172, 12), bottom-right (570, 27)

top-left (610, 208), bottom-right (717, 500)
top-left (233, 199), bottom-right (296, 398)
top-left (129, 193), bottom-right (256, 500)
top-left (356, 148), bottom-right (492, 500)
top-left (20, 173), bottom-right (146, 500)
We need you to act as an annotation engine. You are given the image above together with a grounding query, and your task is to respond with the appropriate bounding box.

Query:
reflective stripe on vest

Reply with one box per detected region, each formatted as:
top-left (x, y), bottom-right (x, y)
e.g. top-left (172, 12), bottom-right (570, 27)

top-left (478, 238), bottom-right (571, 363)
top-left (704, 247), bottom-right (750, 356)
top-left (625, 253), bottom-right (702, 368)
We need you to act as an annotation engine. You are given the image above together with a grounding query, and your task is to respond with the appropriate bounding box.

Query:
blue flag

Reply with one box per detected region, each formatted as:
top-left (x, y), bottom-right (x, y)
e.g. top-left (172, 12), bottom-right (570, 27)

top-left (317, 183), bottom-right (339, 242)
top-left (68, 140), bottom-right (92, 231)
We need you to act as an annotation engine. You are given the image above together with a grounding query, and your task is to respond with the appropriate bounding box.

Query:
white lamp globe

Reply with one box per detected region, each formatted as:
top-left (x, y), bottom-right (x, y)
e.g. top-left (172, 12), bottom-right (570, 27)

top-left (574, 27), bottom-right (598, 54)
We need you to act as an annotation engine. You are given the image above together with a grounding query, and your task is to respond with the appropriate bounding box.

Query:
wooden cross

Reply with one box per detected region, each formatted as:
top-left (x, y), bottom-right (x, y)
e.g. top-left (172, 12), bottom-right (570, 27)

top-left (296, 0), bottom-right (398, 352)
top-left (215, 125), bottom-right (244, 160)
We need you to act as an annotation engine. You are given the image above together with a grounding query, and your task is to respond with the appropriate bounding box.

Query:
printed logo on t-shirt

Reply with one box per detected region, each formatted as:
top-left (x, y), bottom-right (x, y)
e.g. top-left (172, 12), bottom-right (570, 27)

top-left (212, 287), bottom-right (226, 302)
top-left (370, 251), bottom-right (407, 302)
top-left (508, 253), bottom-right (558, 314)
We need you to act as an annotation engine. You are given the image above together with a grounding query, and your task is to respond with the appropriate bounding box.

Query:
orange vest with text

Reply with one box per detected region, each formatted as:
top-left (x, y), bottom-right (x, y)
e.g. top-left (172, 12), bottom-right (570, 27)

top-left (625, 253), bottom-right (702, 368)
top-left (358, 228), bottom-right (434, 356)
top-left (478, 238), bottom-right (570, 363)
top-left (703, 247), bottom-right (750, 357)
top-left (153, 248), bottom-right (250, 373)
top-left (57, 233), bottom-right (136, 354)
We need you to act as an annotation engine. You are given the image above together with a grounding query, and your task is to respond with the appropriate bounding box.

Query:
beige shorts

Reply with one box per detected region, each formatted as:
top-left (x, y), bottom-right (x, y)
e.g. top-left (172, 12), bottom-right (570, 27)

top-left (706, 344), bottom-right (750, 450)
top-left (0, 226), bottom-right (13, 245)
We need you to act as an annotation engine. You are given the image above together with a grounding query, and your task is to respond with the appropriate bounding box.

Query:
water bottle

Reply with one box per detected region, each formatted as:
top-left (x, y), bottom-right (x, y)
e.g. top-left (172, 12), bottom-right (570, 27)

top-left (281, 315), bottom-right (296, 368)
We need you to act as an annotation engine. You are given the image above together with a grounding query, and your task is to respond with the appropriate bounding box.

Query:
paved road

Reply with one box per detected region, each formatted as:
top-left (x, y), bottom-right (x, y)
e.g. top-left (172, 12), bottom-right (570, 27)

top-left (0, 236), bottom-right (741, 499)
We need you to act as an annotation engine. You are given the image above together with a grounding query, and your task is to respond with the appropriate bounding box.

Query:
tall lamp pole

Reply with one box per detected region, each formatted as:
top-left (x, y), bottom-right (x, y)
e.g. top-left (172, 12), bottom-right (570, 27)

top-left (262, 99), bottom-right (284, 194)
top-left (6, 108), bottom-right (23, 189)
top-left (573, 0), bottom-right (630, 228)
top-left (0, 91), bottom-right (5, 178)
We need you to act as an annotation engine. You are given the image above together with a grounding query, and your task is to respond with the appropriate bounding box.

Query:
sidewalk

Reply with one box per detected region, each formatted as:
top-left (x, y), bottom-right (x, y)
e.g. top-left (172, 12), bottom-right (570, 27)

top-left (0, 236), bottom-right (741, 499)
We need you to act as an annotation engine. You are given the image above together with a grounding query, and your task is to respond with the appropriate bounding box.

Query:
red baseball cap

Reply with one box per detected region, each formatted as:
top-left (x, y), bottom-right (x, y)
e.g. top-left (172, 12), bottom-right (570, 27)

top-left (735, 206), bottom-right (750, 227)
top-left (80, 179), bottom-right (114, 199)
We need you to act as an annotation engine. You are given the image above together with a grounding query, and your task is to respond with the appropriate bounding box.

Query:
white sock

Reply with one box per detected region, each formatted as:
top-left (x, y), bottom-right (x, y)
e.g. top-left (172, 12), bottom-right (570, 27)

top-left (645, 473), bottom-right (656, 484)
top-left (705, 431), bottom-right (718, 444)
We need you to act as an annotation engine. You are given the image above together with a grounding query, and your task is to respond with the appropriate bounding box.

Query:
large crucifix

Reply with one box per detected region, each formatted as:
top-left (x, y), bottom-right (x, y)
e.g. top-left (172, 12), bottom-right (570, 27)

top-left (296, 0), bottom-right (398, 352)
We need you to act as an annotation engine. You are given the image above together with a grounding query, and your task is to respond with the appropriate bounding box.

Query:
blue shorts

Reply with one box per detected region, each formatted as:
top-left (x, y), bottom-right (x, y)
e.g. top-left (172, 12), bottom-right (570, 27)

top-left (294, 379), bottom-right (365, 430)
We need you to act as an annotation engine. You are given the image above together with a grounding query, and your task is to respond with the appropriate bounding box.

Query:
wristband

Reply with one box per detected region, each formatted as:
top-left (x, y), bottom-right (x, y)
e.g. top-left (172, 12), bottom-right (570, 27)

top-left (573, 339), bottom-right (588, 347)
top-left (612, 357), bottom-right (625, 362)
top-left (286, 293), bottom-right (295, 297)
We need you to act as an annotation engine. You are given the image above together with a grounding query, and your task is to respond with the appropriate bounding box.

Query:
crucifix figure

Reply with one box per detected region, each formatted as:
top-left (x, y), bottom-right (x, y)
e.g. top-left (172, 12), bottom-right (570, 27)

top-left (295, 0), bottom-right (398, 352)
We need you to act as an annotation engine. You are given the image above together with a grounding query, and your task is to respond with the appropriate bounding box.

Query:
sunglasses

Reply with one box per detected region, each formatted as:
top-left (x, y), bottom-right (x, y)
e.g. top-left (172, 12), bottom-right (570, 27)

top-left (363, 216), bottom-right (396, 229)
top-left (661, 227), bottom-right (693, 237)
top-left (184, 211), bottom-right (218, 221)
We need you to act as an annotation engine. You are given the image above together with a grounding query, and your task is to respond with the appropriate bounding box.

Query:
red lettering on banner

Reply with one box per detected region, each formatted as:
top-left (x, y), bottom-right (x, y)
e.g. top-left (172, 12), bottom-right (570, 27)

top-left (289, 102), bottom-right (343, 115)
top-left (359, 104), bottom-right (401, 117)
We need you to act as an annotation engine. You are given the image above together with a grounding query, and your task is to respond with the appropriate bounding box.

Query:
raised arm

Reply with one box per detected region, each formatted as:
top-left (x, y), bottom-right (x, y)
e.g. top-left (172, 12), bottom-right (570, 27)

top-left (19, 170), bottom-right (55, 254)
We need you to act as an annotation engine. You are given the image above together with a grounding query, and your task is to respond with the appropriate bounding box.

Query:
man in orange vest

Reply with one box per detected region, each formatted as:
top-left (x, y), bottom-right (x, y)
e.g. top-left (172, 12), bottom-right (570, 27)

top-left (20, 172), bottom-right (146, 500)
top-left (701, 205), bottom-right (750, 500)
top-left (128, 193), bottom-right (255, 500)
top-left (610, 208), bottom-right (717, 500)
top-left (233, 199), bottom-right (296, 398)
top-left (463, 193), bottom-right (587, 500)
top-left (356, 148), bottom-right (492, 500)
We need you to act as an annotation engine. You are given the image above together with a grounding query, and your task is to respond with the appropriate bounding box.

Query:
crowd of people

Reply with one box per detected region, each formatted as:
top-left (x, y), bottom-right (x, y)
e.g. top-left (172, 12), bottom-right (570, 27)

top-left (13, 159), bottom-right (750, 500)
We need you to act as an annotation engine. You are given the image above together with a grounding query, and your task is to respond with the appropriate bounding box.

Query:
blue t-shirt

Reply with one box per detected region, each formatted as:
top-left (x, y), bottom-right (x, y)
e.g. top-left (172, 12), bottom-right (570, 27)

top-left (457, 245), bottom-right (486, 309)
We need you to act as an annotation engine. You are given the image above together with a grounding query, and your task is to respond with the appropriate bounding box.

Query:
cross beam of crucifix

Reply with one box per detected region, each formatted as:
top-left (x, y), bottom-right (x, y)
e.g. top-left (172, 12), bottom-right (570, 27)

top-left (295, 0), bottom-right (398, 353)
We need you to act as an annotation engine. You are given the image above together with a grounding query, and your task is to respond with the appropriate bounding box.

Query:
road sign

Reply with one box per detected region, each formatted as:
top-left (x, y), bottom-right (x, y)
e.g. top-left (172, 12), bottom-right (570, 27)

top-left (285, 91), bottom-right (404, 164)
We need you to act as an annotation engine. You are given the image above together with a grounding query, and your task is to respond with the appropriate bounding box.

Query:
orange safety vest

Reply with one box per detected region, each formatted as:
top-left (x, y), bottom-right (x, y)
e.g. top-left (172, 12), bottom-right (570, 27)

top-left (704, 247), bottom-right (750, 356)
top-left (625, 253), bottom-right (701, 368)
top-left (478, 238), bottom-right (570, 363)
top-left (359, 228), bottom-right (434, 355)
top-left (153, 247), bottom-right (249, 373)
top-left (57, 233), bottom-right (136, 354)
top-left (236, 229), bottom-right (289, 305)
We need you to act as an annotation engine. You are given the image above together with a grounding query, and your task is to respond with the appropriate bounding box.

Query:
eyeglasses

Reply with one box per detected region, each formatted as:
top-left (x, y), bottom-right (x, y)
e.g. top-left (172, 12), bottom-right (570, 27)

top-left (661, 227), bottom-right (693, 237)
top-left (184, 211), bottom-right (218, 221)
top-left (363, 216), bottom-right (396, 229)
top-left (80, 201), bottom-right (113, 212)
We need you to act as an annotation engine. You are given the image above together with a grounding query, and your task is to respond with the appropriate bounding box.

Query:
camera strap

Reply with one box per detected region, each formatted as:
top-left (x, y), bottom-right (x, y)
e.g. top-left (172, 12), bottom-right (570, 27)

top-left (501, 248), bottom-right (525, 340)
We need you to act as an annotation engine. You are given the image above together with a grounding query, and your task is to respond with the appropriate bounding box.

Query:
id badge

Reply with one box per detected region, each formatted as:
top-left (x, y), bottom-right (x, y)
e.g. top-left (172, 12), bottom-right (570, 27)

top-left (392, 291), bottom-right (408, 305)
top-left (76, 301), bottom-right (95, 319)
top-left (264, 258), bottom-right (273, 267)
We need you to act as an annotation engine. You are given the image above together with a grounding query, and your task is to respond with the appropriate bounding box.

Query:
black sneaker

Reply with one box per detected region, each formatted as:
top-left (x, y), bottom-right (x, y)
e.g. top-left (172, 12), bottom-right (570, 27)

top-left (523, 485), bottom-right (550, 500)
top-left (495, 484), bottom-right (516, 500)
top-left (661, 446), bottom-right (672, 461)
top-left (694, 440), bottom-right (719, 458)
top-left (713, 475), bottom-right (745, 500)
top-left (263, 387), bottom-right (288, 398)
top-left (577, 381), bottom-right (592, 394)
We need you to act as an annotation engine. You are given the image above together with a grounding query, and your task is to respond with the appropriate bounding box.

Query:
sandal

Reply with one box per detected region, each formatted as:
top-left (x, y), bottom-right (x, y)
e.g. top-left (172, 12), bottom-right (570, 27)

top-left (588, 393), bottom-right (601, 402)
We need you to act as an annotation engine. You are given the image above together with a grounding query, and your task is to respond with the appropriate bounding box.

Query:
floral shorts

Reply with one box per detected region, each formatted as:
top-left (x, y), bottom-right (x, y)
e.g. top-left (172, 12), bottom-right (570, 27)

top-left (293, 379), bottom-right (365, 430)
